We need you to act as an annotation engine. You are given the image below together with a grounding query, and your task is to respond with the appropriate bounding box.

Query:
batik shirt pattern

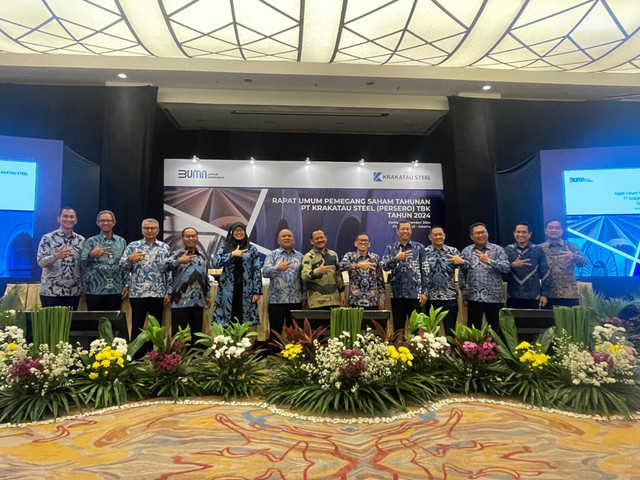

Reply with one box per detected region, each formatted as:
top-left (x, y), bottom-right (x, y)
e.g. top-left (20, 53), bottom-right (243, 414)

top-left (37, 229), bottom-right (85, 296)
top-left (164, 247), bottom-right (210, 309)
top-left (540, 240), bottom-right (587, 299)
top-left (339, 251), bottom-right (385, 308)
top-left (262, 248), bottom-right (305, 304)
top-left (424, 244), bottom-right (462, 301)
top-left (381, 241), bottom-right (429, 299)
top-left (120, 239), bottom-right (172, 298)
top-left (460, 242), bottom-right (510, 303)
top-left (81, 232), bottom-right (127, 295)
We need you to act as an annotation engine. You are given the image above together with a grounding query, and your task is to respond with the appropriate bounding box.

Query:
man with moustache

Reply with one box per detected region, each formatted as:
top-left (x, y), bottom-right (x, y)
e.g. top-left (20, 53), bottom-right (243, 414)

top-left (37, 207), bottom-right (85, 309)
top-left (504, 222), bottom-right (550, 309)
top-left (424, 226), bottom-right (464, 334)
top-left (81, 210), bottom-right (128, 311)
top-left (164, 227), bottom-right (210, 336)
top-left (381, 220), bottom-right (429, 332)
top-left (460, 222), bottom-right (510, 331)
top-left (540, 219), bottom-right (587, 307)
top-left (263, 228), bottom-right (306, 350)
top-left (339, 232), bottom-right (385, 310)
top-left (301, 229), bottom-right (346, 309)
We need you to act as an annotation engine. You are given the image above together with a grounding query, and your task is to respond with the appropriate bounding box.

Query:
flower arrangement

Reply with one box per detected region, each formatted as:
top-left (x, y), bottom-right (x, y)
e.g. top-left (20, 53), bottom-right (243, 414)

top-left (193, 321), bottom-right (265, 400)
top-left (0, 325), bottom-right (84, 423)
top-left (266, 310), bottom-right (448, 415)
top-left (137, 316), bottom-right (201, 401)
top-left (447, 322), bottom-right (508, 396)
top-left (549, 324), bottom-right (640, 417)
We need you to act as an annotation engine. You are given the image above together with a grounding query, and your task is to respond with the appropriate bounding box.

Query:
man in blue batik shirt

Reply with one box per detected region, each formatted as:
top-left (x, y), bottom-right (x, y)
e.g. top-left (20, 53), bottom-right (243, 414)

top-left (460, 222), bottom-right (510, 331)
top-left (263, 228), bottom-right (305, 352)
top-left (120, 218), bottom-right (171, 342)
top-left (164, 227), bottom-right (211, 336)
top-left (504, 222), bottom-right (550, 309)
top-left (37, 207), bottom-right (85, 309)
top-left (424, 226), bottom-right (464, 335)
top-left (381, 220), bottom-right (429, 331)
top-left (81, 210), bottom-right (128, 311)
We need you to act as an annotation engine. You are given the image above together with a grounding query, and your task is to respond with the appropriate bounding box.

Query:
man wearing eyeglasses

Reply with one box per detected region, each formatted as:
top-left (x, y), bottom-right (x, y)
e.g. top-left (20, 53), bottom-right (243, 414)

top-left (120, 218), bottom-right (172, 342)
top-left (339, 233), bottom-right (385, 310)
top-left (81, 210), bottom-right (128, 311)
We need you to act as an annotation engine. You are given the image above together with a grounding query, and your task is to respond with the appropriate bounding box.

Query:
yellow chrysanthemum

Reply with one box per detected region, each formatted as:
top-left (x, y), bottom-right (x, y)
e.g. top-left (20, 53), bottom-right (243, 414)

top-left (92, 361), bottom-right (100, 369)
top-left (89, 372), bottom-right (98, 380)
top-left (516, 341), bottom-right (531, 350)
top-left (103, 370), bottom-right (109, 376)
top-left (7, 343), bottom-right (17, 351)
top-left (101, 360), bottom-right (110, 367)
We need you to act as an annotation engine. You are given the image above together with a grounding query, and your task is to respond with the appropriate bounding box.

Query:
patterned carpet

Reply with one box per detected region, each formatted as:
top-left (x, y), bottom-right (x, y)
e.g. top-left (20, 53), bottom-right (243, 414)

top-left (0, 397), bottom-right (638, 480)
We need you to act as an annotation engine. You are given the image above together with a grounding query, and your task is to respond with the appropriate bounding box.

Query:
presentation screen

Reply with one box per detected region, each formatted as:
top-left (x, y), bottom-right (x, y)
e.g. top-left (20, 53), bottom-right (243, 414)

top-left (541, 147), bottom-right (640, 277)
top-left (163, 159), bottom-right (444, 261)
top-left (0, 160), bottom-right (37, 278)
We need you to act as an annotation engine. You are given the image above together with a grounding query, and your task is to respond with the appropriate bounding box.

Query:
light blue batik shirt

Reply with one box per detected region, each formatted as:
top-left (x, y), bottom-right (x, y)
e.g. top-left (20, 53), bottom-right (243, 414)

top-left (120, 239), bottom-right (172, 298)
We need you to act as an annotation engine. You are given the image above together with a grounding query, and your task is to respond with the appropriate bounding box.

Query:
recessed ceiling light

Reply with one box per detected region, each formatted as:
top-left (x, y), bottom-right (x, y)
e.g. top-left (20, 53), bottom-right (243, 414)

top-left (305, 157), bottom-right (311, 165)
top-left (249, 157), bottom-right (256, 165)
top-left (117, 73), bottom-right (127, 79)
top-left (482, 85), bottom-right (492, 91)
top-left (359, 158), bottom-right (366, 166)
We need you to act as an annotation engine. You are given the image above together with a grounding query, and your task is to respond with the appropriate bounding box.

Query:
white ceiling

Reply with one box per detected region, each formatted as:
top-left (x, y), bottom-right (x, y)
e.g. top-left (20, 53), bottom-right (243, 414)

top-left (1, 0), bottom-right (640, 134)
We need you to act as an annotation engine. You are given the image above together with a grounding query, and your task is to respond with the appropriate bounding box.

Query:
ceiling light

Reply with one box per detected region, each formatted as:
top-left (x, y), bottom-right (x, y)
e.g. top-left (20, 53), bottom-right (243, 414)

top-left (482, 85), bottom-right (492, 91)
top-left (359, 158), bottom-right (366, 166)
top-left (411, 159), bottom-right (419, 167)
top-left (305, 157), bottom-right (311, 165)
top-left (117, 73), bottom-right (127, 79)
top-left (191, 155), bottom-right (199, 163)
top-left (249, 157), bottom-right (256, 165)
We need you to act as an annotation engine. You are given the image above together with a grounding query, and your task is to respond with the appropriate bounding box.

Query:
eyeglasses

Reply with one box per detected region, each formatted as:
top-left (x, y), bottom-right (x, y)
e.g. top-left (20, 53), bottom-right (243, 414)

top-left (142, 226), bottom-right (158, 230)
top-left (356, 239), bottom-right (370, 243)
top-left (98, 220), bottom-right (114, 223)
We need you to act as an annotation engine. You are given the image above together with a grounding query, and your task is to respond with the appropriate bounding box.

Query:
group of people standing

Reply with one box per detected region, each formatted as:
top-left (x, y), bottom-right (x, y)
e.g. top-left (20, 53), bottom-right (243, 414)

top-left (37, 208), bottom-right (211, 341)
top-left (36, 207), bottom-right (586, 345)
top-left (258, 219), bottom-right (586, 337)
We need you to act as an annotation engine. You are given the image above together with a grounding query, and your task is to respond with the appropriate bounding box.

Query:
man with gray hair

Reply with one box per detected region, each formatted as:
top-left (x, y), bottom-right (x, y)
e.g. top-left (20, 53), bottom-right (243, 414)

top-left (120, 218), bottom-right (172, 342)
top-left (81, 210), bottom-right (128, 311)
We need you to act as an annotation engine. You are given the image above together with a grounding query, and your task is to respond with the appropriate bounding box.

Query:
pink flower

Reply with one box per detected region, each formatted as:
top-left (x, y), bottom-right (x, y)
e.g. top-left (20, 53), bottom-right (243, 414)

top-left (9, 357), bottom-right (43, 379)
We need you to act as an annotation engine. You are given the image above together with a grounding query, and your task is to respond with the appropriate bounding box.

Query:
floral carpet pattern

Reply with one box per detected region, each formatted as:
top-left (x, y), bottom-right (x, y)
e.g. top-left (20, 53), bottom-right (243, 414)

top-left (0, 398), bottom-right (638, 480)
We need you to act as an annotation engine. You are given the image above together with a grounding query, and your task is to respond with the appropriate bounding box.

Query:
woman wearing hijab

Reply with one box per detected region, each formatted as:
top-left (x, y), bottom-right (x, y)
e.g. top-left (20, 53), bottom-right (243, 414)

top-left (212, 222), bottom-right (263, 326)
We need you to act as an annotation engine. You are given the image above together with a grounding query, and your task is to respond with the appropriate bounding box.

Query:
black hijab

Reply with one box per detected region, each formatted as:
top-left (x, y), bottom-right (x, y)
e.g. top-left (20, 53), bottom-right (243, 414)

top-left (222, 222), bottom-right (250, 253)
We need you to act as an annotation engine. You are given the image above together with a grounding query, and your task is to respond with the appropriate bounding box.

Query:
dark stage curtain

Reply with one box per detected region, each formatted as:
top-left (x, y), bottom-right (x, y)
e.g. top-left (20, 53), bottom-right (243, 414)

top-left (101, 86), bottom-right (159, 242)
top-left (494, 154), bottom-right (544, 245)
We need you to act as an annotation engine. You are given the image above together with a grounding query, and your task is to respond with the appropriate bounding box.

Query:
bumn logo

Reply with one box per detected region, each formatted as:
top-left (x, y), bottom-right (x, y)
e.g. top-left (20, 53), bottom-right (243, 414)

top-left (373, 171), bottom-right (383, 182)
top-left (178, 169), bottom-right (208, 179)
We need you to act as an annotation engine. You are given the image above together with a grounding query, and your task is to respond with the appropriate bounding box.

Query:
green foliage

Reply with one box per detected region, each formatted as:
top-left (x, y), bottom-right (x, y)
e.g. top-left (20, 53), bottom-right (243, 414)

top-left (30, 306), bottom-right (71, 354)
top-left (549, 381), bottom-right (640, 419)
top-left (330, 307), bottom-right (363, 349)
top-left (408, 306), bottom-right (447, 338)
top-left (0, 389), bottom-right (83, 424)
top-left (579, 285), bottom-right (629, 319)
top-left (553, 306), bottom-right (600, 350)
